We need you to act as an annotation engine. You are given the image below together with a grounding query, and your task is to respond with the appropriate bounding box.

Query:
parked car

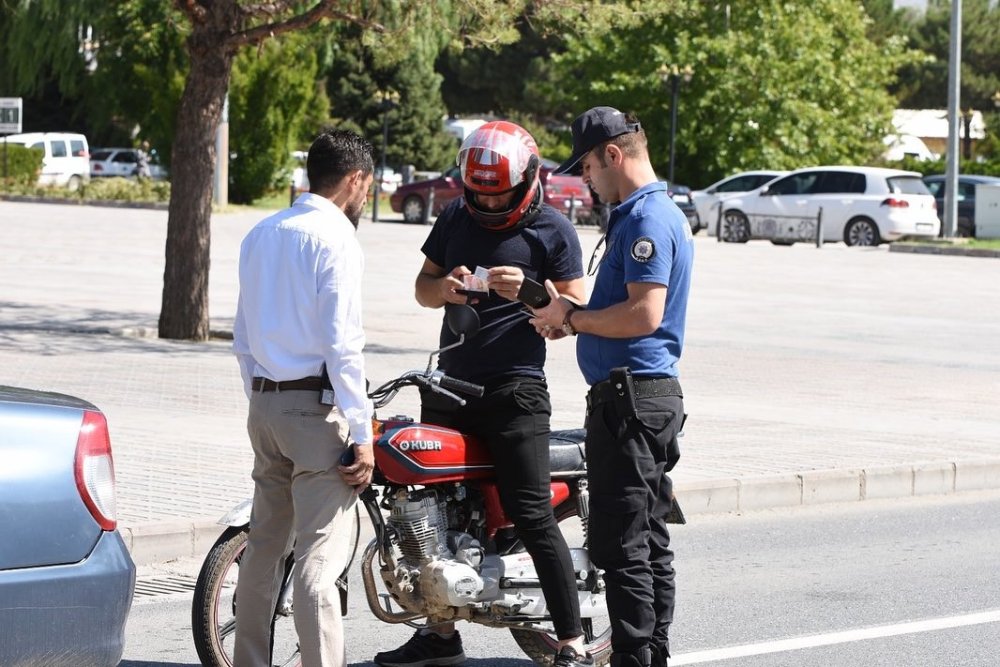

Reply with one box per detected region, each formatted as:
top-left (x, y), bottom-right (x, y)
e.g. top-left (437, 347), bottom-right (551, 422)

top-left (0, 386), bottom-right (135, 666)
top-left (90, 147), bottom-right (168, 180)
top-left (922, 174), bottom-right (1000, 238)
top-left (389, 159), bottom-right (593, 225)
top-left (4, 131), bottom-right (90, 189)
top-left (691, 170), bottom-right (788, 236)
top-left (665, 181), bottom-right (702, 234)
top-left (717, 166), bottom-right (939, 246)
top-left (290, 154), bottom-right (400, 205)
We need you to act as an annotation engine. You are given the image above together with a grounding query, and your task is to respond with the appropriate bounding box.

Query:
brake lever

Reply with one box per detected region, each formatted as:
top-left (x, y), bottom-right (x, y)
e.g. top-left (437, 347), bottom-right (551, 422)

top-left (414, 375), bottom-right (466, 406)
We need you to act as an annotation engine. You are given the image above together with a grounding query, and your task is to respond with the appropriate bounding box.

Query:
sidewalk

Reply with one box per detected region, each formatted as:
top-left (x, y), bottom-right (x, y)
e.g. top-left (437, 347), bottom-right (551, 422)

top-left (2, 200), bottom-right (999, 566)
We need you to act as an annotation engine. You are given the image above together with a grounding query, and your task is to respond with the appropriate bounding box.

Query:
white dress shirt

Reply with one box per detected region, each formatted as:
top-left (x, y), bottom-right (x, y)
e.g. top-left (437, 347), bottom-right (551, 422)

top-left (233, 193), bottom-right (373, 445)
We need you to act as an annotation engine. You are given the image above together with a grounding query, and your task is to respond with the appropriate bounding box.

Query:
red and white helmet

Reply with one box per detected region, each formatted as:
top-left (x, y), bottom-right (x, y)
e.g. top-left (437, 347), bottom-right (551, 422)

top-left (458, 120), bottom-right (542, 231)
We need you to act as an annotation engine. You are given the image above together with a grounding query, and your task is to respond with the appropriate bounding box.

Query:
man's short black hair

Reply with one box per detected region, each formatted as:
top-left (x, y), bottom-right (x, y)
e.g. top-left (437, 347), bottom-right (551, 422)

top-left (307, 129), bottom-right (375, 193)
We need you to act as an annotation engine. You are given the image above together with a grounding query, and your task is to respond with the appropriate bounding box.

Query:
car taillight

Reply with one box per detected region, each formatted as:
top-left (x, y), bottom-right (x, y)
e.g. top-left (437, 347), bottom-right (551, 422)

top-left (880, 198), bottom-right (910, 208)
top-left (74, 410), bottom-right (118, 530)
top-left (93, 164), bottom-right (104, 173)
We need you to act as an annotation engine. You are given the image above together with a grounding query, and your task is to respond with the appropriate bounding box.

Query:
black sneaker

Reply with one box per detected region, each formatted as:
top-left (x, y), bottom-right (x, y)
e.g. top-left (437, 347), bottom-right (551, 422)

top-left (373, 630), bottom-right (466, 667)
top-left (554, 646), bottom-right (595, 667)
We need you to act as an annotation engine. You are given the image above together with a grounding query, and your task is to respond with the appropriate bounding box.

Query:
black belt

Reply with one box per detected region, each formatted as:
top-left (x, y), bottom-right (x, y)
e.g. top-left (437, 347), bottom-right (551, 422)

top-left (252, 376), bottom-right (324, 392)
top-left (587, 375), bottom-right (682, 410)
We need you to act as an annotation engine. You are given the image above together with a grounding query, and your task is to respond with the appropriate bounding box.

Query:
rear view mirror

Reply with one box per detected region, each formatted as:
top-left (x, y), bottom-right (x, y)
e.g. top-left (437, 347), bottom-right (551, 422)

top-left (759, 186), bottom-right (770, 196)
top-left (446, 304), bottom-right (480, 339)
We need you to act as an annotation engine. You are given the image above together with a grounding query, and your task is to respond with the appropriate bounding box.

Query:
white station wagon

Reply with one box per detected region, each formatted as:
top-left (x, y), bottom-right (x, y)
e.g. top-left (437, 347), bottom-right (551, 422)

top-left (718, 166), bottom-right (939, 246)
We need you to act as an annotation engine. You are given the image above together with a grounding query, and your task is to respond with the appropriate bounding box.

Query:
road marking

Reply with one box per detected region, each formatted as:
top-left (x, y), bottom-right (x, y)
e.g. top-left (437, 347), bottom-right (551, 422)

top-left (671, 610), bottom-right (1000, 665)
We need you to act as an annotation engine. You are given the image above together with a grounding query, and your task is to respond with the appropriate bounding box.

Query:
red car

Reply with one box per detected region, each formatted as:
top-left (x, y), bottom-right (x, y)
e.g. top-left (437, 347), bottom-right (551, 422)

top-left (389, 158), bottom-right (593, 224)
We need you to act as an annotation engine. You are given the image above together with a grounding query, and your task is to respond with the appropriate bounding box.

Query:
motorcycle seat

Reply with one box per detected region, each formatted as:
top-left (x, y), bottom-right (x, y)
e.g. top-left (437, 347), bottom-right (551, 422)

top-left (549, 428), bottom-right (586, 477)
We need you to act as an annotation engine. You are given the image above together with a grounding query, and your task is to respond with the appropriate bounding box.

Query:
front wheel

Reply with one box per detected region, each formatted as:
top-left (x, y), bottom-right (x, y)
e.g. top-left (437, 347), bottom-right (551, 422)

top-left (191, 526), bottom-right (301, 667)
top-left (721, 210), bottom-right (751, 243)
top-left (508, 503), bottom-right (612, 666)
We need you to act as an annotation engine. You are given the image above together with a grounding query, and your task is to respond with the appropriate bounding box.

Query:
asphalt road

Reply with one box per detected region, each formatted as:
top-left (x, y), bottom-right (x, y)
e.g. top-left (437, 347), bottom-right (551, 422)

top-left (125, 491), bottom-right (1000, 667)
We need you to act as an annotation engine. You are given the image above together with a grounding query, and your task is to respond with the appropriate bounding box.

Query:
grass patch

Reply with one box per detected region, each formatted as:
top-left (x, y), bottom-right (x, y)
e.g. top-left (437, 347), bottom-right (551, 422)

top-left (900, 236), bottom-right (1000, 250)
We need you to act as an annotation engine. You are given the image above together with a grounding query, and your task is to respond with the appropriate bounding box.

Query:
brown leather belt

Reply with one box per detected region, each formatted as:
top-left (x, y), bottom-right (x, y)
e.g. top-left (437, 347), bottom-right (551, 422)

top-left (587, 375), bottom-right (682, 410)
top-left (252, 376), bottom-right (324, 392)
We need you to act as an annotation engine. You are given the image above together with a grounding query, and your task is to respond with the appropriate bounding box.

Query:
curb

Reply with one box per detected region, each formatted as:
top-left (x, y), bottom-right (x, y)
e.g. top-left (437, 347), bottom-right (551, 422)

top-left (676, 458), bottom-right (1000, 517)
top-left (0, 194), bottom-right (169, 210)
top-left (122, 457), bottom-right (1000, 566)
top-left (889, 242), bottom-right (1000, 258)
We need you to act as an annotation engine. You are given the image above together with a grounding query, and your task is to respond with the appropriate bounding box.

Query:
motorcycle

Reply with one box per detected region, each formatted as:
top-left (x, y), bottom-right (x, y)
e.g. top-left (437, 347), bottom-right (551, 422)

top-left (192, 306), bottom-right (628, 667)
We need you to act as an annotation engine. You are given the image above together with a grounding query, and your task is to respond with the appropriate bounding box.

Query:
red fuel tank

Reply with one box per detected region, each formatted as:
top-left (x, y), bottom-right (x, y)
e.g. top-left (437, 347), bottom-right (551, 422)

top-left (375, 422), bottom-right (495, 485)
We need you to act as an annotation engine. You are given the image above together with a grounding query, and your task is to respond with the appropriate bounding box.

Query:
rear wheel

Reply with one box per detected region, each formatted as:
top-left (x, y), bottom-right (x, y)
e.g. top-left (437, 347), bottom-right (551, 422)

top-left (66, 175), bottom-right (82, 191)
top-left (721, 210), bottom-right (751, 243)
top-left (402, 195), bottom-right (426, 224)
top-left (844, 218), bottom-right (881, 246)
top-left (508, 503), bottom-right (612, 667)
top-left (191, 526), bottom-right (301, 667)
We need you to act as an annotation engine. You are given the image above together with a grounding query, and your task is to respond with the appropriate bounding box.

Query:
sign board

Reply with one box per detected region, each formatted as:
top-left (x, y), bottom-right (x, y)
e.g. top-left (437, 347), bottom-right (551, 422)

top-left (1, 98), bottom-right (23, 134)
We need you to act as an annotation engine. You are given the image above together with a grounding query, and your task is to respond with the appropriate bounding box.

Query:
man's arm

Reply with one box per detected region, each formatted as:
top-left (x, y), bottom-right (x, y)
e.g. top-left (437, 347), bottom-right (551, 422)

top-left (530, 280), bottom-right (666, 339)
top-left (415, 257), bottom-right (473, 308)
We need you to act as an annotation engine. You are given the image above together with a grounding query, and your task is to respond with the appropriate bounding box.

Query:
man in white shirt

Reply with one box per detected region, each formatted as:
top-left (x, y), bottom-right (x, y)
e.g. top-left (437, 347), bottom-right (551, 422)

top-left (232, 129), bottom-right (376, 667)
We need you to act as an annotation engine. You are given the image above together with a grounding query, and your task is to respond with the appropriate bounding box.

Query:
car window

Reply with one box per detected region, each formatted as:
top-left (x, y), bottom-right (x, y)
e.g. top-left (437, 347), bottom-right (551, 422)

top-left (30, 141), bottom-right (44, 152)
top-left (811, 171), bottom-right (865, 194)
top-left (113, 151), bottom-right (137, 163)
top-left (924, 180), bottom-right (943, 197)
top-left (751, 174), bottom-right (778, 189)
top-left (716, 175), bottom-right (756, 193)
top-left (768, 172), bottom-right (818, 196)
top-left (444, 166), bottom-right (461, 179)
top-left (50, 141), bottom-right (68, 158)
top-left (91, 150), bottom-right (112, 161)
top-left (887, 176), bottom-right (930, 195)
top-left (70, 139), bottom-right (86, 156)
top-left (958, 182), bottom-right (976, 200)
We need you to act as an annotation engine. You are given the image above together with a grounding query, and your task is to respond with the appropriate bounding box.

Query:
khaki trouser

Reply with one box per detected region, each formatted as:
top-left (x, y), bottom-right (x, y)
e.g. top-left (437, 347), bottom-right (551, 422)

top-left (234, 389), bottom-right (356, 667)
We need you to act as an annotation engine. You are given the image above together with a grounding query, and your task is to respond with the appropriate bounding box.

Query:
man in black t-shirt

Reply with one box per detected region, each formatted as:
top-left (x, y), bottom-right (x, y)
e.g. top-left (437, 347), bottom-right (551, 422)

top-left (373, 122), bottom-right (591, 667)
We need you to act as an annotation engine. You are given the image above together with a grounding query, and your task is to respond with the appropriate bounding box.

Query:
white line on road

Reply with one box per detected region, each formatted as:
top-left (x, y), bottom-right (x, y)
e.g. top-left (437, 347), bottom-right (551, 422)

top-left (671, 610), bottom-right (1000, 665)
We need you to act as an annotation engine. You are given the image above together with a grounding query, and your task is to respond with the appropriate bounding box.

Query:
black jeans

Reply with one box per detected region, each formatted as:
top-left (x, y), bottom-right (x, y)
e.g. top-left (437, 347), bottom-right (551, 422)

top-left (420, 376), bottom-right (583, 640)
top-left (585, 392), bottom-right (684, 660)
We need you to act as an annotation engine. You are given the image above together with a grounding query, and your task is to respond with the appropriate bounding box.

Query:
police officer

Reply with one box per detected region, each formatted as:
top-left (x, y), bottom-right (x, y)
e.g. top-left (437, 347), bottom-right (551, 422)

top-left (530, 107), bottom-right (694, 667)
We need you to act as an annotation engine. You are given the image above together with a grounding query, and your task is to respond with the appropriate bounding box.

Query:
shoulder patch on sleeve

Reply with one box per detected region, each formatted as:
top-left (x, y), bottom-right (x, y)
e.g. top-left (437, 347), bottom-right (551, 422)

top-left (630, 236), bottom-right (656, 263)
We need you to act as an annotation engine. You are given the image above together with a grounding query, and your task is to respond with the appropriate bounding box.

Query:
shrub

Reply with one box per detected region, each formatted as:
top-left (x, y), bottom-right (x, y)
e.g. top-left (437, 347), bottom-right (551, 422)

top-left (0, 142), bottom-right (43, 186)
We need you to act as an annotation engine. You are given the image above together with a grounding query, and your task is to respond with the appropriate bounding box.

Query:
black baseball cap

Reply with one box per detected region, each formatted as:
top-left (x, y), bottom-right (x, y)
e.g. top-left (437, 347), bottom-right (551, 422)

top-left (555, 106), bottom-right (642, 175)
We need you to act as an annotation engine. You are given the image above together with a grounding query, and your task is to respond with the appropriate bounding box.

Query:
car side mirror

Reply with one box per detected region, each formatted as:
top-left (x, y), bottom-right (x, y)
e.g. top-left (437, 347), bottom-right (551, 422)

top-left (759, 186), bottom-right (770, 196)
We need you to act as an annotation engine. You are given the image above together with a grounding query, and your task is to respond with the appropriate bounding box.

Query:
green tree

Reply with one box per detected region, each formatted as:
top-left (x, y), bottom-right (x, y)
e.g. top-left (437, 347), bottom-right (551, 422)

top-left (324, 24), bottom-right (458, 172)
top-left (541, 0), bottom-right (916, 188)
top-left (229, 32), bottom-right (327, 203)
top-left (895, 0), bottom-right (1000, 111)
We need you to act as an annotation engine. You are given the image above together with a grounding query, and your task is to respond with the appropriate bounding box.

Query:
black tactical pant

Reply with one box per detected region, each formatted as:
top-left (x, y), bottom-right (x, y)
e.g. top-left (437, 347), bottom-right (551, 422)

top-left (585, 389), bottom-right (684, 665)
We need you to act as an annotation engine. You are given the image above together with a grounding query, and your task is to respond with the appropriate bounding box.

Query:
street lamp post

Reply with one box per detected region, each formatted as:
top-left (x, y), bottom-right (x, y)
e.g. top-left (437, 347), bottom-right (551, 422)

top-left (372, 91), bottom-right (399, 223)
top-left (658, 64), bottom-right (693, 183)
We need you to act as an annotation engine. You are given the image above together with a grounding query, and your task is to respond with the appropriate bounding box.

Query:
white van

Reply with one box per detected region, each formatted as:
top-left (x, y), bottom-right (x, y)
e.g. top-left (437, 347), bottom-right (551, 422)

top-left (4, 132), bottom-right (91, 189)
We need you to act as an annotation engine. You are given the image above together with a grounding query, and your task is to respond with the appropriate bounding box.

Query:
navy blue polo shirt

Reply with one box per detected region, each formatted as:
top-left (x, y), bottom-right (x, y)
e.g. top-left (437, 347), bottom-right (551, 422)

top-left (577, 182), bottom-right (694, 386)
top-left (422, 198), bottom-right (584, 384)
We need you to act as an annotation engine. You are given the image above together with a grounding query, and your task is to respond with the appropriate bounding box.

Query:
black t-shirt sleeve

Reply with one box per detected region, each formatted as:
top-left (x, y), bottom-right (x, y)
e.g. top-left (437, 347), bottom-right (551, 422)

top-left (420, 198), bottom-right (464, 267)
top-left (539, 207), bottom-right (585, 282)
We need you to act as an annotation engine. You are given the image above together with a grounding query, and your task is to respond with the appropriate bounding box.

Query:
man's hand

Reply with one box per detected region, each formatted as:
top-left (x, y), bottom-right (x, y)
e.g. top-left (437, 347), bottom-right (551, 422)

top-left (338, 444), bottom-right (375, 489)
top-left (441, 265), bottom-right (475, 304)
top-left (486, 265), bottom-right (525, 302)
top-left (528, 279), bottom-right (572, 338)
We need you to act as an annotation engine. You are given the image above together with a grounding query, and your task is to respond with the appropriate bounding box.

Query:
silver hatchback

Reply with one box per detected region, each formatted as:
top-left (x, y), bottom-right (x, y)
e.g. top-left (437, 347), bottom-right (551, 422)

top-left (0, 386), bottom-right (135, 666)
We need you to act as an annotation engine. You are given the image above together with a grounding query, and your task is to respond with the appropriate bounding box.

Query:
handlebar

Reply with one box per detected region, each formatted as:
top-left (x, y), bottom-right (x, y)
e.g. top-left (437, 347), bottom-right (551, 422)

top-left (435, 373), bottom-right (485, 399)
top-left (368, 369), bottom-right (485, 410)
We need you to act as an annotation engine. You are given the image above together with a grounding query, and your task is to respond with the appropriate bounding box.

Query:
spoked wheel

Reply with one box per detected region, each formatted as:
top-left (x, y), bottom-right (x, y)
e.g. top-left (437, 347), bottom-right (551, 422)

top-left (721, 210), bottom-right (751, 243)
top-left (844, 217), bottom-right (881, 246)
top-left (191, 526), bottom-right (301, 667)
top-left (402, 195), bottom-right (426, 224)
top-left (508, 504), bottom-right (612, 666)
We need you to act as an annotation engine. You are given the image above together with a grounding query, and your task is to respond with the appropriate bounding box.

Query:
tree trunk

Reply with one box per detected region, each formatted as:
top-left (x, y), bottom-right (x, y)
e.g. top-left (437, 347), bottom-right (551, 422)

top-left (158, 12), bottom-right (236, 341)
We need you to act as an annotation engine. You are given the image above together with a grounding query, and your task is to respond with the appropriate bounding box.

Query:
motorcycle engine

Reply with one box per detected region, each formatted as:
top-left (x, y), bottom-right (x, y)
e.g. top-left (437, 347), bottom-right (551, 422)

top-left (386, 488), bottom-right (502, 610)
